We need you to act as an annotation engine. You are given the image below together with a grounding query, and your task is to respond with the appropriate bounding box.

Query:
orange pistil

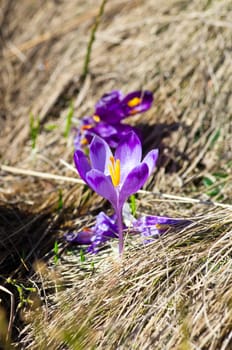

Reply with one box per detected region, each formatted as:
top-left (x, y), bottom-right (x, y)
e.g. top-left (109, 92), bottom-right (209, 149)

top-left (108, 156), bottom-right (120, 187)
top-left (129, 109), bottom-right (138, 115)
top-left (82, 227), bottom-right (92, 232)
top-left (127, 97), bottom-right (142, 108)
top-left (81, 124), bottom-right (93, 131)
top-left (93, 115), bottom-right (101, 122)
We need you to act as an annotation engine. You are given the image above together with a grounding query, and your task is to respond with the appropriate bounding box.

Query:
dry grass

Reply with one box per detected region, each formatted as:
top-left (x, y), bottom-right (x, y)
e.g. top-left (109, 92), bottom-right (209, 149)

top-left (20, 206), bottom-right (232, 350)
top-left (0, 0), bottom-right (232, 348)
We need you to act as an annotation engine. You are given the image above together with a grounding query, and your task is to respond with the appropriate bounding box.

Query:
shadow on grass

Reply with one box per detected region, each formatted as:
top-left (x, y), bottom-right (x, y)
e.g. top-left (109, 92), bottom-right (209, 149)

top-left (138, 121), bottom-right (189, 173)
top-left (0, 203), bottom-right (60, 347)
top-left (0, 205), bottom-right (55, 278)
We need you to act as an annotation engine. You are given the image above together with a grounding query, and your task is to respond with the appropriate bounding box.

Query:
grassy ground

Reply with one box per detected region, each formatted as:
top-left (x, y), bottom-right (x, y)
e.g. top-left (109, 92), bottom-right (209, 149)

top-left (1, 0), bottom-right (232, 349)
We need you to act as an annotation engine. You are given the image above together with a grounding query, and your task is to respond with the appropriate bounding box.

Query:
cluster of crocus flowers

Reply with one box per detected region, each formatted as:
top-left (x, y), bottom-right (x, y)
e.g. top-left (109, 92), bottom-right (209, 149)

top-left (74, 131), bottom-right (159, 255)
top-left (74, 90), bottom-right (153, 149)
top-left (69, 89), bottom-right (190, 256)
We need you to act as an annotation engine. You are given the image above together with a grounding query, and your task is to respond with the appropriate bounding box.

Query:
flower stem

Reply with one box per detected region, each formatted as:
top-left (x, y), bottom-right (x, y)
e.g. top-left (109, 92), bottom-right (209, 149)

top-left (117, 208), bottom-right (124, 256)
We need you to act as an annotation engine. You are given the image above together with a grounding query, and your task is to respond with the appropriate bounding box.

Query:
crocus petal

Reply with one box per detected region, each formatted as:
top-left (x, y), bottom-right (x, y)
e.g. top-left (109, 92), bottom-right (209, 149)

top-left (74, 123), bottom-right (117, 150)
top-left (103, 124), bottom-right (140, 148)
top-left (74, 149), bottom-right (91, 183)
top-left (104, 136), bottom-right (119, 148)
top-left (95, 212), bottom-right (118, 239)
top-left (119, 163), bottom-right (149, 207)
top-left (88, 212), bottom-right (119, 253)
top-left (92, 122), bottom-right (118, 138)
top-left (141, 215), bottom-right (191, 226)
top-left (95, 90), bottom-right (125, 123)
top-left (115, 131), bottom-right (142, 182)
top-left (113, 123), bottom-right (142, 139)
top-left (112, 123), bottom-right (135, 134)
top-left (133, 215), bottom-right (192, 236)
top-left (64, 230), bottom-right (94, 245)
top-left (86, 169), bottom-right (117, 208)
top-left (96, 90), bottom-right (123, 109)
top-left (142, 149), bottom-right (159, 177)
top-left (73, 130), bottom-right (82, 150)
top-left (89, 136), bottom-right (113, 174)
top-left (82, 115), bottom-right (95, 125)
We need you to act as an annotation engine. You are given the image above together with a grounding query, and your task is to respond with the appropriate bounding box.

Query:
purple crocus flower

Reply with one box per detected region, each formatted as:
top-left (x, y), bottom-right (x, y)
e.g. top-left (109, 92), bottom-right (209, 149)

top-left (95, 90), bottom-right (153, 123)
top-left (74, 90), bottom-right (152, 149)
top-left (133, 215), bottom-right (191, 243)
top-left (65, 212), bottom-right (119, 253)
top-left (121, 90), bottom-right (153, 117)
top-left (74, 131), bottom-right (159, 255)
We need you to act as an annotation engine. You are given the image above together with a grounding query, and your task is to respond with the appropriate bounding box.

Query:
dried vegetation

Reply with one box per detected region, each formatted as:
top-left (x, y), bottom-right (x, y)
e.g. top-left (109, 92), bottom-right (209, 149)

top-left (0, 0), bottom-right (232, 349)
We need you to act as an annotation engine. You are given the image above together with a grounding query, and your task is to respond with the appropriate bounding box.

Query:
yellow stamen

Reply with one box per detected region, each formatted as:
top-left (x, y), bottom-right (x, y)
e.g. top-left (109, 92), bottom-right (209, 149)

top-left (108, 156), bottom-right (120, 187)
top-left (110, 156), bottom-right (115, 166)
top-left (127, 97), bottom-right (142, 108)
top-left (93, 115), bottom-right (101, 122)
top-left (80, 137), bottom-right (89, 145)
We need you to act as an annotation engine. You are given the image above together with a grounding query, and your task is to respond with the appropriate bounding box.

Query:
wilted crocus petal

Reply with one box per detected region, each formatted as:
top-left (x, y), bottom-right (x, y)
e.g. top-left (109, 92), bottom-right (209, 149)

top-left (64, 212), bottom-right (119, 253)
top-left (133, 215), bottom-right (191, 241)
top-left (64, 228), bottom-right (94, 245)
top-left (94, 212), bottom-right (118, 240)
top-left (122, 90), bottom-right (153, 116)
top-left (87, 212), bottom-right (119, 253)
